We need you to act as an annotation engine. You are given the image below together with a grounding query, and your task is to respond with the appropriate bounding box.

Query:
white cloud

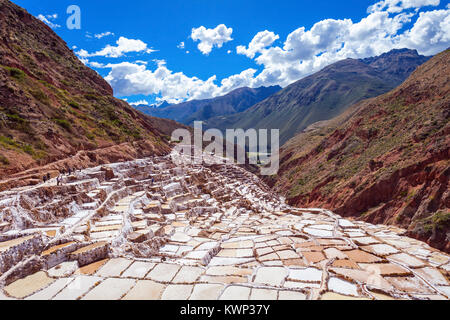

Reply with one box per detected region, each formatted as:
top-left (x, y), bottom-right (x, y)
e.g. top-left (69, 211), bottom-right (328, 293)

top-left (238, 6), bottom-right (449, 87)
top-left (37, 14), bottom-right (60, 29)
top-left (177, 42), bottom-right (185, 49)
top-left (191, 24), bottom-right (233, 55)
top-left (398, 9), bottom-right (450, 55)
top-left (368, 0), bottom-right (440, 13)
top-left (94, 31), bottom-right (115, 39)
top-left (219, 68), bottom-right (257, 93)
top-left (102, 60), bottom-right (257, 103)
top-left (89, 61), bottom-right (105, 68)
top-left (104, 61), bottom-right (215, 100)
top-left (129, 99), bottom-right (150, 106)
top-left (79, 57), bottom-right (89, 65)
top-left (93, 3), bottom-right (450, 104)
top-left (237, 30), bottom-right (280, 58)
top-left (77, 37), bottom-right (156, 58)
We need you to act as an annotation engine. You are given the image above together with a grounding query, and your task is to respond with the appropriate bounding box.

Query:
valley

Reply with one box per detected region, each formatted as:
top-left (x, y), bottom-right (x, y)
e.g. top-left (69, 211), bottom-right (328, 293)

top-left (0, 0), bottom-right (448, 302)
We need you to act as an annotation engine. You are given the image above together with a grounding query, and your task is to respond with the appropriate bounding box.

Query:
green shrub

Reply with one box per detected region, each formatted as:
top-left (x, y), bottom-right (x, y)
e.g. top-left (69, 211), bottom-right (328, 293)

top-left (0, 135), bottom-right (17, 147)
top-left (0, 136), bottom-right (35, 156)
top-left (420, 211), bottom-right (450, 233)
top-left (84, 93), bottom-right (99, 101)
top-left (8, 67), bottom-right (26, 81)
top-left (21, 144), bottom-right (33, 155)
top-left (0, 155), bottom-right (9, 165)
top-left (30, 89), bottom-right (48, 103)
top-left (3, 112), bottom-right (33, 134)
top-left (86, 131), bottom-right (95, 140)
top-left (430, 211), bottom-right (450, 230)
top-left (69, 101), bottom-right (80, 109)
top-left (53, 118), bottom-right (72, 131)
top-left (6, 113), bottom-right (26, 123)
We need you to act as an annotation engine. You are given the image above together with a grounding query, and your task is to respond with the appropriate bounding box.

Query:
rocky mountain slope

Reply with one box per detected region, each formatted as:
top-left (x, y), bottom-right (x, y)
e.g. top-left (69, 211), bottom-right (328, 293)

top-left (207, 49), bottom-right (429, 145)
top-left (0, 0), bottom-right (184, 185)
top-left (269, 49), bottom-right (449, 252)
top-left (138, 85), bottom-right (281, 125)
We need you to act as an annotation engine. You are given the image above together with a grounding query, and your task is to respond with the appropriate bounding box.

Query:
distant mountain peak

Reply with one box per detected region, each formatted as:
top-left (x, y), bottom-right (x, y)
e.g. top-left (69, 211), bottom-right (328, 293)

top-left (155, 101), bottom-right (171, 108)
top-left (135, 85), bottom-right (282, 124)
top-left (361, 48), bottom-right (427, 66)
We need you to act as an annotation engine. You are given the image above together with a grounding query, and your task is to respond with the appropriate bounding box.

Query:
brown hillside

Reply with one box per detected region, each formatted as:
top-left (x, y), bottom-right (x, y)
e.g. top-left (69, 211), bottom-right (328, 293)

top-left (0, 0), bottom-right (185, 188)
top-left (271, 49), bottom-right (450, 252)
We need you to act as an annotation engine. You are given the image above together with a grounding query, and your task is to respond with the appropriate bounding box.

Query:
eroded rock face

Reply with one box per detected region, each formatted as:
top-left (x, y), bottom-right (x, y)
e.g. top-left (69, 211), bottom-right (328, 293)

top-left (0, 149), bottom-right (448, 300)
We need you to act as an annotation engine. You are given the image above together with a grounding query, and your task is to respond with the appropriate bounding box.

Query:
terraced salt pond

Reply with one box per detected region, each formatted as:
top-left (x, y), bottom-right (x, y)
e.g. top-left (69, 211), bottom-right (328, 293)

top-left (0, 149), bottom-right (448, 300)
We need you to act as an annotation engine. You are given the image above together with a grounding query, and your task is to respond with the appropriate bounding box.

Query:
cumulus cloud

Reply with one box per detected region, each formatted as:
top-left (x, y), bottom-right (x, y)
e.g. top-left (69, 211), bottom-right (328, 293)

top-left (398, 8), bottom-right (450, 55)
top-left (240, 6), bottom-right (449, 87)
top-left (77, 37), bottom-right (156, 58)
top-left (368, 0), bottom-right (440, 13)
top-left (191, 24), bottom-right (233, 55)
top-left (102, 59), bottom-right (258, 103)
top-left (89, 61), bottom-right (105, 68)
top-left (89, 3), bottom-right (450, 104)
top-left (219, 68), bottom-right (257, 93)
top-left (177, 42), bottom-right (185, 49)
top-left (236, 30), bottom-right (280, 58)
top-left (37, 14), bottom-right (60, 29)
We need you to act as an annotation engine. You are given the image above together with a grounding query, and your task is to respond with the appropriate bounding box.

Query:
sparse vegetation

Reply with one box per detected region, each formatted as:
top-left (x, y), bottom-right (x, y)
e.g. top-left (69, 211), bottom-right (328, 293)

top-left (0, 155), bottom-right (9, 165)
top-left (0, 135), bottom-right (39, 157)
top-left (69, 101), bottom-right (80, 109)
top-left (29, 88), bottom-right (49, 103)
top-left (421, 211), bottom-right (450, 233)
top-left (53, 118), bottom-right (72, 131)
top-left (9, 67), bottom-right (26, 81)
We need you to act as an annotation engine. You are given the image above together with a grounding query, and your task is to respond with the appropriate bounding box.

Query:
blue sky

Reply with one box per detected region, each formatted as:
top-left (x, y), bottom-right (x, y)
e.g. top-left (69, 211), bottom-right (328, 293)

top-left (12, 0), bottom-right (450, 105)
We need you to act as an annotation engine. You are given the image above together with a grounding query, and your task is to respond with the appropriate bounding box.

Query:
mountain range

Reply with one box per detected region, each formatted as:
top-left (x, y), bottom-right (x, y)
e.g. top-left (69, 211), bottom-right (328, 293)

top-left (137, 85), bottom-right (281, 125)
top-left (204, 49), bottom-right (430, 145)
